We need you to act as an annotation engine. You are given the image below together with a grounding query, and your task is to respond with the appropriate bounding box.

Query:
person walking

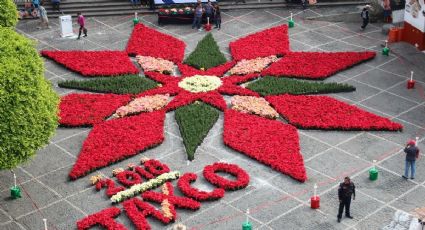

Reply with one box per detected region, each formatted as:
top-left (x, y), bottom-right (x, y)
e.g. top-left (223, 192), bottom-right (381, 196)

top-left (214, 4), bottom-right (221, 30)
top-left (37, 3), bottom-right (50, 29)
top-left (337, 177), bottom-right (355, 223)
top-left (192, 3), bottom-right (203, 31)
top-left (301, 0), bottom-right (307, 10)
top-left (77, 12), bottom-right (88, 40)
top-left (403, 139), bottom-right (420, 180)
top-left (360, 6), bottom-right (370, 30)
top-left (204, 0), bottom-right (214, 25)
top-left (32, 0), bottom-right (40, 11)
top-left (52, 0), bottom-right (61, 12)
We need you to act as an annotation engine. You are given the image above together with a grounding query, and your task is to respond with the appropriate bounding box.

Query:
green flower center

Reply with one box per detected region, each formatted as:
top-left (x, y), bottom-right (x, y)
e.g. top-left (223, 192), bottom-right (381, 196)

top-left (178, 75), bottom-right (222, 93)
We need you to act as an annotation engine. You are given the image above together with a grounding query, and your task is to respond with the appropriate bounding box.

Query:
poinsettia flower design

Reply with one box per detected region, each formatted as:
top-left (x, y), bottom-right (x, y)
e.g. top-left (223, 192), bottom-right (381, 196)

top-left (42, 23), bottom-right (402, 182)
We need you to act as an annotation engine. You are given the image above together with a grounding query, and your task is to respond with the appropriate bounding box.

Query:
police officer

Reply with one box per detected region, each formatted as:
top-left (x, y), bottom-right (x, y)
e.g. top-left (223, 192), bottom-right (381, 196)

top-left (337, 176), bottom-right (355, 223)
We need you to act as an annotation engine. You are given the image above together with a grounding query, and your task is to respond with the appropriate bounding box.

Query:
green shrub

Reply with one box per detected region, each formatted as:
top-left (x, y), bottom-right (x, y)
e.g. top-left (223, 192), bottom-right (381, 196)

top-left (175, 102), bottom-right (219, 160)
top-left (0, 0), bottom-right (18, 27)
top-left (59, 75), bottom-right (158, 94)
top-left (184, 33), bottom-right (227, 69)
top-left (247, 76), bottom-right (356, 96)
top-left (0, 27), bottom-right (59, 169)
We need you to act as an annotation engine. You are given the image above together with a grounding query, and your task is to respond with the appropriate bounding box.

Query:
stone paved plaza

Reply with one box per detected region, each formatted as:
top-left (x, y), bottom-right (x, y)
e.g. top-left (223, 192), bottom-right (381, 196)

top-left (1, 6), bottom-right (425, 230)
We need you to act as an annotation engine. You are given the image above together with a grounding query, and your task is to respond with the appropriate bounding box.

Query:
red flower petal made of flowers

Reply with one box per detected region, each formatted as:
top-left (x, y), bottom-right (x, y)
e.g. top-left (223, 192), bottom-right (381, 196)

top-left (223, 109), bottom-right (307, 182)
top-left (126, 23), bottom-right (186, 63)
top-left (229, 25), bottom-right (289, 61)
top-left (177, 61), bottom-right (236, 77)
top-left (219, 74), bottom-right (260, 96)
top-left (262, 52), bottom-right (376, 80)
top-left (69, 111), bottom-right (165, 179)
top-left (266, 94), bottom-right (403, 131)
top-left (41, 50), bottom-right (139, 77)
top-left (166, 91), bottom-right (227, 111)
top-left (59, 93), bottom-right (132, 127)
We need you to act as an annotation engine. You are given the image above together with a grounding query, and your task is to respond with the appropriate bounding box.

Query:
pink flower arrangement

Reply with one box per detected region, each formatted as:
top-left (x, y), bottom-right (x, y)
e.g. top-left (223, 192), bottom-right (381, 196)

top-left (41, 51), bottom-right (139, 77)
top-left (229, 55), bottom-right (278, 75)
top-left (266, 94), bottom-right (403, 131)
top-left (112, 94), bottom-right (169, 118)
top-left (136, 56), bottom-right (175, 74)
top-left (231, 95), bottom-right (279, 119)
top-left (223, 109), bottom-right (307, 182)
top-left (203, 162), bottom-right (250, 190)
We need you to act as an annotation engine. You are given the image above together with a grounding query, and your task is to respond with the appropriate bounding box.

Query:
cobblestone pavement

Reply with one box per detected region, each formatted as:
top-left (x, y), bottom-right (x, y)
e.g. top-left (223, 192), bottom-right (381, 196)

top-left (2, 6), bottom-right (425, 230)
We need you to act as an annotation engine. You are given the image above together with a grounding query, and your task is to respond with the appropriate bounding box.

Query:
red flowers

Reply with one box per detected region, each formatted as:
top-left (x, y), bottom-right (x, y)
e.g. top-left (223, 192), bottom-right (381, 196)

top-left (229, 25), bottom-right (289, 61)
top-left (262, 52), bottom-right (376, 79)
top-left (77, 207), bottom-right (126, 230)
top-left (177, 61), bottom-right (236, 76)
top-left (41, 51), bottom-right (139, 77)
top-left (69, 111), bottom-right (165, 179)
top-left (177, 173), bottom-right (225, 201)
top-left (266, 94), bottom-right (403, 131)
top-left (116, 171), bottom-right (143, 187)
top-left (126, 24), bottom-right (186, 63)
top-left (59, 93), bottom-right (131, 127)
top-left (223, 109), bottom-right (307, 182)
top-left (123, 182), bottom-right (201, 229)
top-left (144, 159), bottom-right (171, 176)
top-left (203, 162), bottom-right (250, 190)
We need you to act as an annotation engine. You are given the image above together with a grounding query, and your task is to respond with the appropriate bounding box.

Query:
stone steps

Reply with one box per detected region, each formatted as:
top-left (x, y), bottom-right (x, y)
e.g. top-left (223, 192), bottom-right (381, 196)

top-left (16, 0), bottom-right (369, 18)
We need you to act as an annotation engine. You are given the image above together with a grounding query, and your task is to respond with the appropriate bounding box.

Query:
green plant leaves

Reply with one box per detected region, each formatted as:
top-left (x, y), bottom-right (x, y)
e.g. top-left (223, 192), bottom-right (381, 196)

top-left (0, 0), bottom-right (18, 27)
top-left (58, 75), bottom-right (159, 94)
top-left (0, 27), bottom-right (58, 169)
top-left (247, 76), bottom-right (356, 96)
top-left (184, 33), bottom-right (227, 70)
top-left (175, 102), bottom-right (219, 160)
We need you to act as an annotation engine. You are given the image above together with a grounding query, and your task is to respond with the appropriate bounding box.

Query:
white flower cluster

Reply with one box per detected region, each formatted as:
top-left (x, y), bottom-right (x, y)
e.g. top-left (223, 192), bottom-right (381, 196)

top-left (178, 75), bottom-right (222, 93)
top-left (111, 171), bottom-right (181, 203)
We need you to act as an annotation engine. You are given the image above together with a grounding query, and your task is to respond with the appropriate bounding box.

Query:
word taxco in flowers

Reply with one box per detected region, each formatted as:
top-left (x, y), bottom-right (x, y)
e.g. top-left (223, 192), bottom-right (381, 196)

top-left (77, 159), bottom-right (250, 229)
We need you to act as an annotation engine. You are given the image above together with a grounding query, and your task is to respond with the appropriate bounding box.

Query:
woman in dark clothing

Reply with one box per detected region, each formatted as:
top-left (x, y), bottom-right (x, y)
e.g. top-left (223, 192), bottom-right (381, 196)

top-left (214, 4), bottom-right (221, 30)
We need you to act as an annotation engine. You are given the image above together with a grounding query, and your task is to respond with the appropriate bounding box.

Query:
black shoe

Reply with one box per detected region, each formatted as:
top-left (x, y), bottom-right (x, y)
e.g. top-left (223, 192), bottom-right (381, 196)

top-left (337, 218), bottom-right (341, 223)
top-left (346, 215), bottom-right (353, 219)
top-left (83, 35), bottom-right (87, 37)
top-left (402, 175), bottom-right (408, 179)
top-left (411, 177), bottom-right (415, 180)
top-left (77, 37), bottom-right (80, 40)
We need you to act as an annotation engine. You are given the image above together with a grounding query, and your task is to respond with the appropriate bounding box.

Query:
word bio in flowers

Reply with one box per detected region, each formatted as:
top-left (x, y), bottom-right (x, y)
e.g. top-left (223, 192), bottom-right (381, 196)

top-left (77, 159), bottom-right (250, 229)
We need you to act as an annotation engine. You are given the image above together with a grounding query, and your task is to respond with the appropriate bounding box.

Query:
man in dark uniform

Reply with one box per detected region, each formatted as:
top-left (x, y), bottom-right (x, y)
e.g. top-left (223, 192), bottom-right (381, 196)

top-left (337, 176), bottom-right (355, 223)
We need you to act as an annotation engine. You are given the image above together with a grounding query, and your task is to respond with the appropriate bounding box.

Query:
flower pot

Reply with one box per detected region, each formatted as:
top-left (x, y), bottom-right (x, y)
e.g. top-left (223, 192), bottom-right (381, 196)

top-left (369, 167), bottom-right (378, 181)
top-left (407, 80), bottom-right (416, 89)
top-left (310, 196), bottom-right (320, 209)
